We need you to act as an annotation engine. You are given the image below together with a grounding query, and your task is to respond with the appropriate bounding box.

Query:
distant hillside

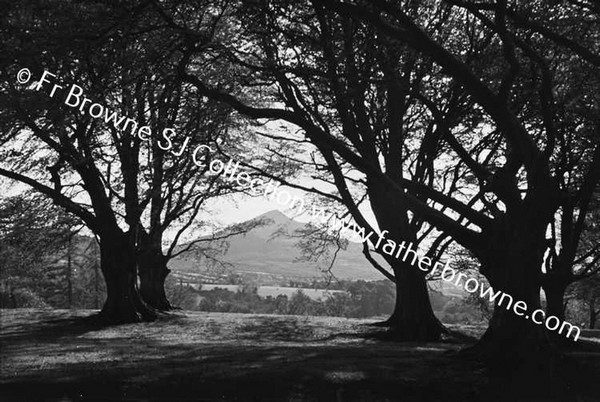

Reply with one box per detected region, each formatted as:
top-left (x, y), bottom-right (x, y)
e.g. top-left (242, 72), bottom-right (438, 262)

top-left (168, 210), bottom-right (385, 283)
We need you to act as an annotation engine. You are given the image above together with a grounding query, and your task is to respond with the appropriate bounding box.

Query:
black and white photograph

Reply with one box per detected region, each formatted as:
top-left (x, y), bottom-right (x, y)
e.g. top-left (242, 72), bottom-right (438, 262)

top-left (1, 1), bottom-right (599, 400)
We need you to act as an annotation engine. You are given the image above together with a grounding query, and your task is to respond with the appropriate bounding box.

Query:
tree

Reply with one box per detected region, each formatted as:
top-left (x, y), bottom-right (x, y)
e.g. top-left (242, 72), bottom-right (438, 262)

top-left (0, 0), bottom-right (255, 322)
top-left (0, 192), bottom-right (82, 307)
top-left (544, 190), bottom-right (600, 321)
top-left (154, 3), bottom-right (600, 393)
top-left (288, 290), bottom-right (314, 315)
top-left (154, 0), bottom-right (480, 341)
top-left (567, 275), bottom-right (600, 329)
top-left (315, 1), bottom-right (600, 388)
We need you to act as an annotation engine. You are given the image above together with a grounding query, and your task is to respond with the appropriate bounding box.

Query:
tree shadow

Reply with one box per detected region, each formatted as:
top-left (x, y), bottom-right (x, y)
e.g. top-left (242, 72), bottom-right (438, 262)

top-left (2, 311), bottom-right (600, 401)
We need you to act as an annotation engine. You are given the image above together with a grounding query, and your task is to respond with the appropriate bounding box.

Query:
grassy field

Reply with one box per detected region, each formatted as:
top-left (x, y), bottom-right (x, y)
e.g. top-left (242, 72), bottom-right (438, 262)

top-left (1, 309), bottom-right (599, 401)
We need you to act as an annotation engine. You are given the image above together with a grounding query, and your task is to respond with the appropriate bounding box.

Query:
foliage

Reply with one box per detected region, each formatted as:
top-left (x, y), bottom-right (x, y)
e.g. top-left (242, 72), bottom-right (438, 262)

top-left (164, 277), bottom-right (484, 323)
top-left (565, 275), bottom-right (600, 329)
top-left (0, 192), bottom-right (104, 308)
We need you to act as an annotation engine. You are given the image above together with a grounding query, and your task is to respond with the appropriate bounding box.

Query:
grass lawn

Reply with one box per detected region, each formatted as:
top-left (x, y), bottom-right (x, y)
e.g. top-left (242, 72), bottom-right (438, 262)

top-left (1, 309), bottom-right (599, 401)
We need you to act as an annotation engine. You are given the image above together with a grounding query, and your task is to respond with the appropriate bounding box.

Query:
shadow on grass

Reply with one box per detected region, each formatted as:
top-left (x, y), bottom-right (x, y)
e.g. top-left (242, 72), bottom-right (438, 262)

top-left (0, 309), bottom-right (188, 344)
top-left (2, 310), bottom-right (600, 401)
top-left (238, 316), bottom-right (316, 341)
top-left (1, 338), bottom-right (486, 401)
top-left (0, 310), bottom-right (104, 343)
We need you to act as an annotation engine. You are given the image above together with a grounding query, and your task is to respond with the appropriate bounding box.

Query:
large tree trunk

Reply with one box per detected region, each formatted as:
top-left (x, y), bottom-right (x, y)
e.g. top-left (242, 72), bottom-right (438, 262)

top-left (368, 181), bottom-right (445, 341)
top-left (542, 254), bottom-right (573, 322)
top-left (542, 276), bottom-right (575, 346)
top-left (543, 278), bottom-right (568, 321)
top-left (98, 231), bottom-right (156, 324)
top-left (386, 260), bottom-right (446, 341)
top-left (480, 303), bottom-right (558, 397)
top-left (138, 247), bottom-right (172, 311)
top-left (479, 285), bottom-right (549, 358)
top-left (478, 222), bottom-right (560, 397)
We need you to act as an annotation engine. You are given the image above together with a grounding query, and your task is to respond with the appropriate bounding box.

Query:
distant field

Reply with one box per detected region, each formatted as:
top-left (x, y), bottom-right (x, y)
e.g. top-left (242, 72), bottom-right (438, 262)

top-left (193, 284), bottom-right (347, 300)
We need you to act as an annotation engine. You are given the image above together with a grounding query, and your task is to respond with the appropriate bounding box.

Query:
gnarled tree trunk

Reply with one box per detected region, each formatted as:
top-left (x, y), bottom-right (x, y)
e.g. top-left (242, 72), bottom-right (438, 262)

top-left (543, 276), bottom-right (569, 322)
top-left (478, 219), bottom-right (560, 397)
top-left (369, 181), bottom-right (445, 341)
top-left (98, 230), bottom-right (156, 324)
top-left (138, 246), bottom-right (172, 311)
top-left (387, 259), bottom-right (446, 341)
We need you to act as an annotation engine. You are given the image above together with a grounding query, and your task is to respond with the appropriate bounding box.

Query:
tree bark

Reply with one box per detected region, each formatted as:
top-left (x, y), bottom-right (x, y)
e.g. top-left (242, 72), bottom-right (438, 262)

top-left (480, 304), bottom-right (559, 397)
top-left (138, 247), bottom-right (172, 311)
top-left (543, 277), bottom-right (568, 321)
top-left (367, 180), bottom-right (446, 341)
top-left (477, 222), bottom-right (560, 397)
top-left (386, 260), bottom-right (446, 341)
top-left (98, 231), bottom-right (156, 324)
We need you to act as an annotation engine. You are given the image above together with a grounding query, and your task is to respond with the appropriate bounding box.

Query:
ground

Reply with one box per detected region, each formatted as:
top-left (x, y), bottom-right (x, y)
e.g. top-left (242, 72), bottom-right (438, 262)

top-left (1, 309), bottom-right (600, 401)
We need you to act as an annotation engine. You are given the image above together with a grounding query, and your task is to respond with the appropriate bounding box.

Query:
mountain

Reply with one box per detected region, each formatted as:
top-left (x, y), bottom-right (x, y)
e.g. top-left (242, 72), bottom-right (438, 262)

top-left (168, 210), bottom-right (384, 283)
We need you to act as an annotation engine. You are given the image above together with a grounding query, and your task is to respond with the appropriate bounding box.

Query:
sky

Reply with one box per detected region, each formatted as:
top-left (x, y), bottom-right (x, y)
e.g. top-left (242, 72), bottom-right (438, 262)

top-left (203, 177), bottom-right (379, 232)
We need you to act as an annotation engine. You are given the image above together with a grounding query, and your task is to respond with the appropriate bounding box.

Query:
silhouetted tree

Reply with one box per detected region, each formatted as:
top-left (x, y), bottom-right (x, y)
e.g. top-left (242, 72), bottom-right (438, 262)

top-left (0, 0), bottom-right (256, 322)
